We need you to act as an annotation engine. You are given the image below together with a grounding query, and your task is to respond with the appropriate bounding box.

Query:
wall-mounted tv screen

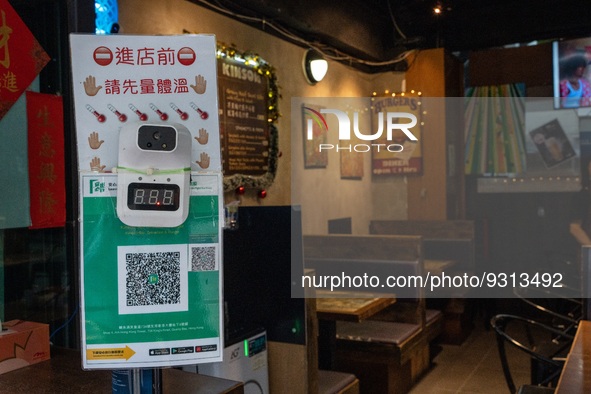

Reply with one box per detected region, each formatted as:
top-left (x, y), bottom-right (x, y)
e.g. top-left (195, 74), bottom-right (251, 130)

top-left (553, 39), bottom-right (591, 109)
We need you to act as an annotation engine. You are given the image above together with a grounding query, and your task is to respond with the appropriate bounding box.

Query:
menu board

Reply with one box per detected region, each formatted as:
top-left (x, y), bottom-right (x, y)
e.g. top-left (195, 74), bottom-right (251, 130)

top-left (371, 95), bottom-right (423, 176)
top-left (217, 57), bottom-right (270, 177)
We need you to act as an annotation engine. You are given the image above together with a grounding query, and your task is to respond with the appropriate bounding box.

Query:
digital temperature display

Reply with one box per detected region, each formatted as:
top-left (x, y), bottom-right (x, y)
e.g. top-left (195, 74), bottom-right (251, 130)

top-left (127, 183), bottom-right (180, 211)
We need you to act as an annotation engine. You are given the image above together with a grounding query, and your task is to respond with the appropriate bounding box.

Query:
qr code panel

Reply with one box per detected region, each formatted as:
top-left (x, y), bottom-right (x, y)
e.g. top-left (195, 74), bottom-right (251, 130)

top-left (191, 246), bottom-right (216, 271)
top-left (125, 251), bottom-right (181, 307)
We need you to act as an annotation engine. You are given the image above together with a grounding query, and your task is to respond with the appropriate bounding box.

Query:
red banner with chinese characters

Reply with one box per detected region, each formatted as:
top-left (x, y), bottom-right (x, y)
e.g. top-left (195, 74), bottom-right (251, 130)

top-left (27, 91), bottom-right (65, 229)
top-left (0, 0), bottom-right (50, 121)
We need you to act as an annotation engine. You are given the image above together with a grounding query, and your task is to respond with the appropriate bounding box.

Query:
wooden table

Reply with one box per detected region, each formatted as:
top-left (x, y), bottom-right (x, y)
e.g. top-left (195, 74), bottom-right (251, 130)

top-left (423, 259), bottom-right (456, 276)
top-left (555, 320), bottom-right (591, 393)
top-left (0, 347), bottom-right (244, 393)
top-left (316, 292), bottom-right (397, 322)
top-left (316, 291), bottom-right (396, 370)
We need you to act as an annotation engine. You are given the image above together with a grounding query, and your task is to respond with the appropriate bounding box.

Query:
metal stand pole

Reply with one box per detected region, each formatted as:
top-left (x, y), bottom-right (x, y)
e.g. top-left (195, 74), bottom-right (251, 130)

top-left (153, 368), bottom-right (162, 394)
top-left (132, 369), bottom-right (141, 394)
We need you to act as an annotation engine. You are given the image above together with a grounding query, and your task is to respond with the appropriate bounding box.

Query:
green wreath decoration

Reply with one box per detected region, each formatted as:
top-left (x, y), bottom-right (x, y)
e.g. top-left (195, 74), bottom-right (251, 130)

top-left (216, 43), bottom-right (281, 192)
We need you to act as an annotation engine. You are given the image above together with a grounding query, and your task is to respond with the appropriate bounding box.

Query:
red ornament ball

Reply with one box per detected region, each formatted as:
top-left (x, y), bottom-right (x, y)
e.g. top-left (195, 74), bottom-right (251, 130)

top-left (258, 189), bottom-right (267, 199)
top-left (236, 186), bottom-right (246, 195)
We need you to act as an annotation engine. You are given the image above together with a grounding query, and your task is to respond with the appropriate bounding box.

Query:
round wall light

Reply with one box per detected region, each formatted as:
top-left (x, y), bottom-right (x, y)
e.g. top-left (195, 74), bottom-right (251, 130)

top-left (303, 49), bottom-right (328, 85)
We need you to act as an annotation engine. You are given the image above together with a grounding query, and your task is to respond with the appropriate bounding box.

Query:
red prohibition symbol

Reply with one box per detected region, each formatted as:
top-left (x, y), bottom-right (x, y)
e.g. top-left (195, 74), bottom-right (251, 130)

top-left (177, 47), bottom-right (196, 66)
top-left (93, 46), bottom-right (113, 66)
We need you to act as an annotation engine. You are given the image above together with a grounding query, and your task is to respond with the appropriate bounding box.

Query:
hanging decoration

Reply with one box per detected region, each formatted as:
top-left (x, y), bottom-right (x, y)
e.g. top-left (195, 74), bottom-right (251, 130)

top-left (27, 92), bottom-right (65, 229)
top-left (464, 84), bottom-right (527, 175)
top-left (0, 0), bottom-right (50, 121)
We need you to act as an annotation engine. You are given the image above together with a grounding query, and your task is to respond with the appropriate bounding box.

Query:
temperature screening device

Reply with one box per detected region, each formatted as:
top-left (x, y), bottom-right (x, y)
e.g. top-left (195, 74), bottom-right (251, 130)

top-left (116, 123), bottom-right (192, 227)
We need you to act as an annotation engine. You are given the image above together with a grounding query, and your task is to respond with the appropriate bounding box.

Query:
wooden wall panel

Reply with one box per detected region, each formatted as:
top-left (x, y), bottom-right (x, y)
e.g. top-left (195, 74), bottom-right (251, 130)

top-left (405, 49), bottom-right (450, 220)
top-left (469, 43), bottom-right (553, 88)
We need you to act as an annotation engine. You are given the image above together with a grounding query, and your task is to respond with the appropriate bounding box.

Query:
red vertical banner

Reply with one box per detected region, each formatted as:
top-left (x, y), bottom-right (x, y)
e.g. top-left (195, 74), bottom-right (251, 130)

top-left (0, 0), bottom-right (50, 120)
top-left (27, 91), bottom-right (65, 229)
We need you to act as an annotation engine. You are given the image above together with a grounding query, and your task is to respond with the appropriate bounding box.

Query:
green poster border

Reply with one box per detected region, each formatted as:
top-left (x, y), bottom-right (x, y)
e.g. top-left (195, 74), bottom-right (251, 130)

top-left (80, 174), bottom-right (222, 362)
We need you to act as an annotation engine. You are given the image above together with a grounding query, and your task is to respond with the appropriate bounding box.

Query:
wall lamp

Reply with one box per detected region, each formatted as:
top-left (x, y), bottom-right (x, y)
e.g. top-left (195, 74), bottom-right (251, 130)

top-left (303, 49), bottom-right (328, 85)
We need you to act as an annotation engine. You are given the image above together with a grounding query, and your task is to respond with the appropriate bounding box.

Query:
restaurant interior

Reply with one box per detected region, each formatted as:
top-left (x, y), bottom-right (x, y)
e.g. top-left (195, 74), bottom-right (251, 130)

top-left (2, 0), bottom-right (591, 393)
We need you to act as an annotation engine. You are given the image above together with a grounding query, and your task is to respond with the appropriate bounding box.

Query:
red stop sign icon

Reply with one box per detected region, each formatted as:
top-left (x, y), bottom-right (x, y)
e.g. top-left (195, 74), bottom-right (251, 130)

top-left (177, 47), bottom-right (196, 66)
top-left (93, 46), bottom-right (113, 66)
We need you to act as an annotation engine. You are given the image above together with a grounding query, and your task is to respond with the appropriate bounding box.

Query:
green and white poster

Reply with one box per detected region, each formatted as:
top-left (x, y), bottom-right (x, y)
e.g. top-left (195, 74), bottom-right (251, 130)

top-left (70, 34), bottom-right (224, 369)
top-left (80, 173), bottom-right (223, 369)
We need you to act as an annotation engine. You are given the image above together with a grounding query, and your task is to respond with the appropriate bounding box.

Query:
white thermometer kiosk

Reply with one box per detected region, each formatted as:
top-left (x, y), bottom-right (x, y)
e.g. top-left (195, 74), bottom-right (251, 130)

top-left (116, 123), bottom-right (192, 227)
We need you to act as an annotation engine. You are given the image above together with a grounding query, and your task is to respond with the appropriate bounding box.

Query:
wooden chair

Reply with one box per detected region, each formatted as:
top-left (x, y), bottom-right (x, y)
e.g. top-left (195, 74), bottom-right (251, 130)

top-left (318, 370), bottom-right (359, 394)
top-left (304, 234), bottom-right (439, 393)
top-left (369, 220), bottom-right (476, 344)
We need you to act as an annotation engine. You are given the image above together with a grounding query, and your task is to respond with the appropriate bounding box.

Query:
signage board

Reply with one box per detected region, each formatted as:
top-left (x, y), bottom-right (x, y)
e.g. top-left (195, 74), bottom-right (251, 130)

top-left (70, 34), bottom-right (224, 369)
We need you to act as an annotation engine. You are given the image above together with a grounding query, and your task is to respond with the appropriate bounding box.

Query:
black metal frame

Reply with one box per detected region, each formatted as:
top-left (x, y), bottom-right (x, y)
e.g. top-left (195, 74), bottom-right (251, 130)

top-left (490, 314), bottom-right (574, 394)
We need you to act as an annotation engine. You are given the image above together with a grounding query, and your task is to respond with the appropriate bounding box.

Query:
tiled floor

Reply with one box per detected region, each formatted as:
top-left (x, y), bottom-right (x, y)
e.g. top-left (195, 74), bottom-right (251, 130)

top-left (409, 324), bottom-right (531, 394)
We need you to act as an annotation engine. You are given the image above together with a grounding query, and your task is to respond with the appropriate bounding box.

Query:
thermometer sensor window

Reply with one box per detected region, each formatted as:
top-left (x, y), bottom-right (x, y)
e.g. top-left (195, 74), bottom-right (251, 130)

top-left (127, 183), bottom-right (180, 211)
top-left (137, 125), bottom-right (177, 151)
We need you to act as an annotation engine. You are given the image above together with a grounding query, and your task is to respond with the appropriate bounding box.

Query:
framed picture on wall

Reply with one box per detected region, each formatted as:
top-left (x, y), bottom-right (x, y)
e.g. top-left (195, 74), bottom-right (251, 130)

top-left (339, 119), bottom-right (364, 179)
top-left (371, 93), bottom-right (423, 176)
top-left (528, 118), bottom-right (576, 168)
top-left (302, 104), bottom-right (328, 168)
top-left (340, 139), bottom-right (364, 179)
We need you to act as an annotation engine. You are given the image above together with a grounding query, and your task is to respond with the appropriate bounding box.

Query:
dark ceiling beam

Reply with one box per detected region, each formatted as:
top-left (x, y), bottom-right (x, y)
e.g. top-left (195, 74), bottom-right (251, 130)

top-left (440, 0), bottom-right (591, 51)
top-left (189, 0), bottom-right (409, 73)
top-left (189, 0), bottom-right (591, 72)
